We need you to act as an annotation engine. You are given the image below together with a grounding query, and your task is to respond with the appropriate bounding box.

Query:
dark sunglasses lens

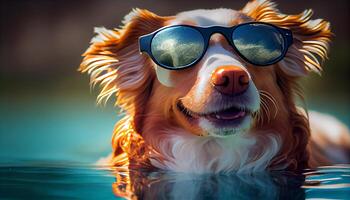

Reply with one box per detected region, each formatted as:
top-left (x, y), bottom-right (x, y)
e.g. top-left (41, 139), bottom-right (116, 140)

top-left (232, 24), bottom-right (285, 65)
top-left (151, 26), bottom-right (204, 69)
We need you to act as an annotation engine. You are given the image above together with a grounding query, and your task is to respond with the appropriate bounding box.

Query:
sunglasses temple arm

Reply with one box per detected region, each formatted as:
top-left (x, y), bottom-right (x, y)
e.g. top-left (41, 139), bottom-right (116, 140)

top-left (139, 35), bottom-right (152, 53)
top-left (283, 29), bottom-right (294, 47)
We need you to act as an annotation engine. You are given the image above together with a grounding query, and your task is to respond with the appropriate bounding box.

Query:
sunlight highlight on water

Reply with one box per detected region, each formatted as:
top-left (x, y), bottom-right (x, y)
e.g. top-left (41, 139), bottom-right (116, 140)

top-left (303, 165), bottom-right (350, 199)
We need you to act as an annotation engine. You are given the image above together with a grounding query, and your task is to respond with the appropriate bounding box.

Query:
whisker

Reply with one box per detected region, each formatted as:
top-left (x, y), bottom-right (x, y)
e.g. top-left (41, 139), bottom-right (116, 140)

top-left (259, 90), bottom-right (279, 119)
top-left (260, 98), bottom-right (270, 124)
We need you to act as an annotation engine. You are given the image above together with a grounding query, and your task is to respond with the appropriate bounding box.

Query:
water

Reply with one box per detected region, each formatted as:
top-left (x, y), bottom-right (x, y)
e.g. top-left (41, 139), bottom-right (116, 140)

top-left (0, 163), bottom-right (349, 199)
top-left (0, 164), bottom-right (116, 199)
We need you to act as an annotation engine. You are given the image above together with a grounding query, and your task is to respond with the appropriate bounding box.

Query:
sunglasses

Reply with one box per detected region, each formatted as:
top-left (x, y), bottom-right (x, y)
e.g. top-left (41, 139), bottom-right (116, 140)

top-left (139, 22), bottom-right (293, 70)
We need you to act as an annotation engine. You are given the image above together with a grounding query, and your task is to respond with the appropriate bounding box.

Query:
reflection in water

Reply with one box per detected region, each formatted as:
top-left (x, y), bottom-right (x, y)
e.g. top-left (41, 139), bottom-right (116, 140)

top-left (111, 167), bottom-right (305, 200)
top-left (0, 164), bottom-right (349, 199)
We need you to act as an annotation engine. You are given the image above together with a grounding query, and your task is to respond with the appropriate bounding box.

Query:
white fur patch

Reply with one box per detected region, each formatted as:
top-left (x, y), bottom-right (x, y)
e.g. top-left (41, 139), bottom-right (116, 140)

top-left (149, 130), bottom-right (281, 173)
top-left (155, 65), bottom-right (175, 87)
top-left (175, 8), bottom-right (239, 27)
top-left (194, 45), bottom-right (255, 102)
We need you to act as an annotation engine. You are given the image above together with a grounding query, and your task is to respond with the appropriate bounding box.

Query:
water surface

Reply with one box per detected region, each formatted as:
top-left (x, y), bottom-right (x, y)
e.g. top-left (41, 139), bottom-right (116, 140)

top-left (1, 162), bottom-right (349, 199)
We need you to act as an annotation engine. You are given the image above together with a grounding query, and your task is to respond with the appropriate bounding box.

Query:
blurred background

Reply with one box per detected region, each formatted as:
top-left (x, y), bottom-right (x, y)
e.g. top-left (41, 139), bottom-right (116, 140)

top-left (0, 0), bottom-right (349, 164)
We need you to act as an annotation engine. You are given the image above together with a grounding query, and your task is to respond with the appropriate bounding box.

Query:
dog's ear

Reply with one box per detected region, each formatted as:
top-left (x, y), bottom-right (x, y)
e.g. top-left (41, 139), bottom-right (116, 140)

top-left (79, 9), bottom-right (170, 114)
top-left (241, 0), bottom-right (332, 76)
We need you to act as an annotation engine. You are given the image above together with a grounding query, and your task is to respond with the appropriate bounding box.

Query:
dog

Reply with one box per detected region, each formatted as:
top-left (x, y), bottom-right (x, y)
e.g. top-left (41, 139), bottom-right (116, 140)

top-left (79, 0), bottom-right (350, 173)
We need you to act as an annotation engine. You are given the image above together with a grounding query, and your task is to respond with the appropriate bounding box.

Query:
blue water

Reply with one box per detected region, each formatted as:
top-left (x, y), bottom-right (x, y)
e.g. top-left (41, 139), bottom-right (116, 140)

top-left (0, 164), bottom-right (349, 199)
top-left (1, 97), bottom-right (349, 199)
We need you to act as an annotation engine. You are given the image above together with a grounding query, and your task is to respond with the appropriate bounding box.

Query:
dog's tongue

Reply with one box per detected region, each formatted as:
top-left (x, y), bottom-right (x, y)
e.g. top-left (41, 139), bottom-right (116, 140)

top-left (209, 108), bottom-right (245, 120)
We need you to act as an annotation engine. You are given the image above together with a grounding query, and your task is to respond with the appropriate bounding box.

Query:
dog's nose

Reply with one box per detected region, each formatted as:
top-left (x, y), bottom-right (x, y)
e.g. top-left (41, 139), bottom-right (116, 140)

top-left (211, 65), bottom-right (249, 96)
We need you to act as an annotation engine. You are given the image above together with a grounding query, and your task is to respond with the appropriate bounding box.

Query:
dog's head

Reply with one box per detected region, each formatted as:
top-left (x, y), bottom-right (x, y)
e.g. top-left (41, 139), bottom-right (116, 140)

top-left (80, 0), bottom-right (331, 139)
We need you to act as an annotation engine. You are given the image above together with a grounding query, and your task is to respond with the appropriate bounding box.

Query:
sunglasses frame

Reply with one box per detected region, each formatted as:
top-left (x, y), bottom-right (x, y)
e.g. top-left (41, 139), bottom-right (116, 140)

top-left (139, 22), bottom-right (293, 70)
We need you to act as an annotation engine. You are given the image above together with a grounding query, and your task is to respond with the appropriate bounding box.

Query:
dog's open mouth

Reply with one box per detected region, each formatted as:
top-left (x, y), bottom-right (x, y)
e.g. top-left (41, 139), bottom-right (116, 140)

top-left (176, 101), bottom-right (249, 126)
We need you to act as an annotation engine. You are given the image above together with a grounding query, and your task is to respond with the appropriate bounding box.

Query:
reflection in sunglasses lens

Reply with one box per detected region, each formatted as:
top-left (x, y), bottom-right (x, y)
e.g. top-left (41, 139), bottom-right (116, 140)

top-left (151, 26), bottom-right (205, 68)
top-left (232, 24), bottom-right (284, 65)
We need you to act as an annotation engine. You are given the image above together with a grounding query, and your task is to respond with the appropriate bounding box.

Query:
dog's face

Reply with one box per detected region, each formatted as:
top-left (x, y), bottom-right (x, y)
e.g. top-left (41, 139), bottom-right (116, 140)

top-left (136, 5), bottom-right (330, 139)
top-left (149, 9), bottom-right (275, 137)
top-left (80, 0), bottom-right (331, 170)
